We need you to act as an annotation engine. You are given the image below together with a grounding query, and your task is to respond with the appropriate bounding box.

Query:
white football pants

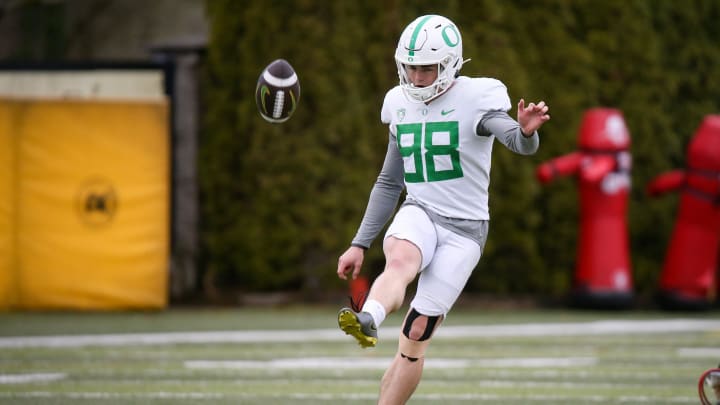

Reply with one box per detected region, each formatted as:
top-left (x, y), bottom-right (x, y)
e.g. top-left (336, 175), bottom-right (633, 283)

top-left (384, 205), bottom-right (485, 316)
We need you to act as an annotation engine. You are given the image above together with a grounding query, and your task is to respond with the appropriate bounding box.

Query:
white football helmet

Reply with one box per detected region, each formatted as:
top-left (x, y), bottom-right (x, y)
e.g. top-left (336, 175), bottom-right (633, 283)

top-left (395, 15), bottom-right (463, 102)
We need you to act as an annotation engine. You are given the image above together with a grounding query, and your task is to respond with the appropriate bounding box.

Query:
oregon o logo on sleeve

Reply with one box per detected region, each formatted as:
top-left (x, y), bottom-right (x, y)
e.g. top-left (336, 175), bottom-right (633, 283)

top-left (76, 177), bottom-right (118, 227)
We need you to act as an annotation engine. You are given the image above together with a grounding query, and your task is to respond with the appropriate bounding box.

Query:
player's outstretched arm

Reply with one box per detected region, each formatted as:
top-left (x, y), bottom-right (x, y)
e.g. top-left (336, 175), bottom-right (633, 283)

top-left (337, 246), bottom-right (366, 280)
top-left (517, 99), bottom-right (550, 136)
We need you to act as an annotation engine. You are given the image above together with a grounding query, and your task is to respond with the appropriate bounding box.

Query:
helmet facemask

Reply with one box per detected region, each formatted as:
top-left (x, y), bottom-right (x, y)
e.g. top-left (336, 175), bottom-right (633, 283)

top-left (394, 15), bottom-right (463, 103)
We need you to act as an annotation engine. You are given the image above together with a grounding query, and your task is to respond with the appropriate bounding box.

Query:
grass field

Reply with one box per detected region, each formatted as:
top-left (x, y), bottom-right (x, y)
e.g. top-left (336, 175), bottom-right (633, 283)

top-left (1, 305), bottom-right (719, 404)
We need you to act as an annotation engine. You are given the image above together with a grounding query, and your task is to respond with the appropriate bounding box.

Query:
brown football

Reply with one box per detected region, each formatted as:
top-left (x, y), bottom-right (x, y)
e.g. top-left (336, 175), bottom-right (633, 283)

top-left (255, 59), bottom-right (301, 123)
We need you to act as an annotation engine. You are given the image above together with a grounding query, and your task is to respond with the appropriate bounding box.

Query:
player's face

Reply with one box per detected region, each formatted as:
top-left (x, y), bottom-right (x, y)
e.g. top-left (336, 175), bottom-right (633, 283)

top-left (405, 64), bottom-right (438, 87)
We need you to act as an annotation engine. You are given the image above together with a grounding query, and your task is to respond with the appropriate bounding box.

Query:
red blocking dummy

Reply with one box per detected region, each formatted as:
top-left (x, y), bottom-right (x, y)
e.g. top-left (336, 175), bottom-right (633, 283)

top-left (647, 115), bottom-right (720, 310)
top-left (349, 276), bottom-right (369, 310)
top-left (537, 108), bottom-right (634, 308)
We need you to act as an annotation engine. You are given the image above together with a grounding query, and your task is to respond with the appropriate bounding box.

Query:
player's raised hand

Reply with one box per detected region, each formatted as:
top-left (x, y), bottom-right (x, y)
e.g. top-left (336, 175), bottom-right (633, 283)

top-left (337, 245), bottom-right (365, 280)
top-left (517, 99), bottom-right (550, 136)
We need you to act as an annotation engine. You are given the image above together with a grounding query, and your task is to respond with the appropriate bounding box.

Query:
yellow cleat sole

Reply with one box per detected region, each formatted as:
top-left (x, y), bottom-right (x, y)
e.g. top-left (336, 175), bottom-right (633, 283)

top-left (338, 309), bottom-right (377, 348)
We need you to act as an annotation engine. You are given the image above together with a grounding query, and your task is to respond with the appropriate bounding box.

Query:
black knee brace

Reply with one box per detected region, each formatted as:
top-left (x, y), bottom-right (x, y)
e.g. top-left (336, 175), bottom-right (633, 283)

top-left (402, 307), bottom-right (441, 342)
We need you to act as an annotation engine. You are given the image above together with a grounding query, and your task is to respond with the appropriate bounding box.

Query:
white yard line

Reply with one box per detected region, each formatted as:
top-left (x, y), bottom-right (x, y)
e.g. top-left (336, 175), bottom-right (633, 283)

top-left (436, 318), bottom-right (720, 338)
top-left (0, 392), bottom-right (224, 399)
top-left (0, 391), bottom-right (697, 403)
top-left (0, 373), bottom-right (66, 384)
top-left (185, 356), bottom-right (597, 370)
top-left (677, 347), bottom-right (720, 358)
top-left (0, 318), bottom-right (718, 348)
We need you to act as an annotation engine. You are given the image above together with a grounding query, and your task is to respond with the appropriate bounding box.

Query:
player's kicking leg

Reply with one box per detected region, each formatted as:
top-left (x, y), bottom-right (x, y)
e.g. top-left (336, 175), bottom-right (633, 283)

top-left (338, 232), bottom-right (424, 349)
top-left (376, 217), bottom-right (482, 403)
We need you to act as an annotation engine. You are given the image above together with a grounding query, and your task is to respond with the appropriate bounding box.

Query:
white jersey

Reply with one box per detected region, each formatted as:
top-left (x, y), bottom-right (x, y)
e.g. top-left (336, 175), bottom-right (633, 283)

top-left (381, 76), bottom-right (512, 220)
top-left (351, 76), bottom-right (538, 249)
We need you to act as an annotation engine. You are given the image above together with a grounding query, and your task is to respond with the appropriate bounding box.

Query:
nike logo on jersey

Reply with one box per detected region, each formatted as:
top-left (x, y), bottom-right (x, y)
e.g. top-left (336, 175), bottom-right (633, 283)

top-left (441, 109), bottom-right (455, 116)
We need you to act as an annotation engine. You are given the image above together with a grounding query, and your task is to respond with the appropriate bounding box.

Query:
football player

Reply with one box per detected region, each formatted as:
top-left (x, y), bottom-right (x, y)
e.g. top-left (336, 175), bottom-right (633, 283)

top-left (336, 14), bottom-right (550, 404)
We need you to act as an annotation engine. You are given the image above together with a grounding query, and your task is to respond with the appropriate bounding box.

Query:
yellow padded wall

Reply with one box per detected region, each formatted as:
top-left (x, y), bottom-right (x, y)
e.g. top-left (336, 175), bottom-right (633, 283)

top-left (14, 99), bottom-right (169, 310)
top-left (0, 102), bottom-right (17, 309)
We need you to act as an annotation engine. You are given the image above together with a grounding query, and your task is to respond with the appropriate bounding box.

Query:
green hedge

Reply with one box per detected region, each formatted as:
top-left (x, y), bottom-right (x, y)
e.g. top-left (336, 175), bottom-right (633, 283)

top-left (201, 0), bottom-right (720, 298)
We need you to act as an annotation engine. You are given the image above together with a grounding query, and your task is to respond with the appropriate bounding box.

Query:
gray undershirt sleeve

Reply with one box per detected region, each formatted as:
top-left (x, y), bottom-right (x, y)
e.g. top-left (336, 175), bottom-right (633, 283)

top-left (351, 134), bottom-right (406, 249)
top-left (478, 110), bottom-right (539, 155)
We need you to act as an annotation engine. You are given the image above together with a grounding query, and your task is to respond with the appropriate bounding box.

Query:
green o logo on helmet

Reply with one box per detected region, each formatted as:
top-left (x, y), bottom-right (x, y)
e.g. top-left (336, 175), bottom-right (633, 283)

top-left (442, 25), bottom-right (460, 47)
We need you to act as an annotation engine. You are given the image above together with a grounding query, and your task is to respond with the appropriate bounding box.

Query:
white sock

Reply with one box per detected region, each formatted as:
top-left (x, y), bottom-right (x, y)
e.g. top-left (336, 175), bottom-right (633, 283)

top-left (361, 299), bottom-right (387, 327)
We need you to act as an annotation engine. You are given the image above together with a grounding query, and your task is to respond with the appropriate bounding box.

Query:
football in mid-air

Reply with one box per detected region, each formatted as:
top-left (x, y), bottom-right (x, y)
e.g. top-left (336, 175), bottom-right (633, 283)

top-left (255, 59), bottom-right (300, 123)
